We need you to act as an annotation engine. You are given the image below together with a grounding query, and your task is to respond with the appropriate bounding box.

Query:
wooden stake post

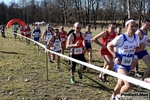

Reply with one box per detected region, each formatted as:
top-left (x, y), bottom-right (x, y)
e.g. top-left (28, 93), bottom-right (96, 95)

top-left (45, 48), bottom-right (48, 80)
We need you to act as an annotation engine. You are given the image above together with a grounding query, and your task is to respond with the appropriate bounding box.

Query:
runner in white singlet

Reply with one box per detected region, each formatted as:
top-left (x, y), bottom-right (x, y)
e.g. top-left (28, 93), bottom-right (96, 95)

top-left (108, 19), bottom-right (143, 100)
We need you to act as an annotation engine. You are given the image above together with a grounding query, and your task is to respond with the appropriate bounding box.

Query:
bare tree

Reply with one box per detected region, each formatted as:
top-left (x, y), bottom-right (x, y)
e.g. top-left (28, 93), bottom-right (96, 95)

top-left (127, 0), bottom-right (131, 19)
top-left (0, 2), bottom-right (7, 24)
top-left (131, 0), bottom-right (149, 27)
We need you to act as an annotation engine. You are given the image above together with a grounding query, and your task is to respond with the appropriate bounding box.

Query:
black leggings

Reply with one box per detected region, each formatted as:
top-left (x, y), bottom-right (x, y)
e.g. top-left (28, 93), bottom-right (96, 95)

top-left (71, 54), bottom-right (86, 72)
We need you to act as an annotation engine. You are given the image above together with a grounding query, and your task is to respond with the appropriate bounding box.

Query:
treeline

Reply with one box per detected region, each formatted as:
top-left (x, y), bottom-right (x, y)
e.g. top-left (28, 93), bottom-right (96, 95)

top-left (0, 0), bottom-right (150, 26)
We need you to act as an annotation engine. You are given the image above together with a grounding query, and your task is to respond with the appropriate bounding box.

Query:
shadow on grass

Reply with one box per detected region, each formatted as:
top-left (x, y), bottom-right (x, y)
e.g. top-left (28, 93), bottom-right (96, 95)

top-left (132, 85), bottom-right (149, 92)
top-left (86, 60), bottom-right (103, 63)
top-left (0, 51), bottom-right (26, 55)
top-left (80, 74), bottom-right (113, 93)
top-left (92, 49), bottom-right (99, 52)
top-left (82, 69), bottom-right (100, 75)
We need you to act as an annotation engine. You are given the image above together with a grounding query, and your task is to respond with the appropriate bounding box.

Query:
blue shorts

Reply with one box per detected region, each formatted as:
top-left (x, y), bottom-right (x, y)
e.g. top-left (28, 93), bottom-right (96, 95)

top-left (85, 43), bottom-right (92, 50)
top-left (54, 50), bottom-right (61, 53)
top-left (114, 64), bottom-right (131, 73)
top-left (34, 37), bottom-right (40, 41)
top-left (85, 44), bottom-right (92, 50)
top-left (134, 50), bottom-right (149, 59)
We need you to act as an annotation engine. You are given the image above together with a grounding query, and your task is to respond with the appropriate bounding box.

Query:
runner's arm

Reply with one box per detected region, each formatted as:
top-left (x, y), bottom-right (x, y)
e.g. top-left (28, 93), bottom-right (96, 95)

top-left (92, 31), bottom-right (105, 47)
top-left (107, 42), bottom-right (115, 57)
top-left (82, 33), bottom-right (87, 51)
top-left (66, 34), bottom-right (75, 49)
top-left (47, 36), bottom-right (54, 48)
top-left (42, 31), bottom-right (46, 40)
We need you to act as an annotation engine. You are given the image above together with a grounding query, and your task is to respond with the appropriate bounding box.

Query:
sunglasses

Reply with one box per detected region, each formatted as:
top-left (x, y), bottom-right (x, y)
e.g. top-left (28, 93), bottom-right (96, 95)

top-left (77, 27), bottom-right (81, 29)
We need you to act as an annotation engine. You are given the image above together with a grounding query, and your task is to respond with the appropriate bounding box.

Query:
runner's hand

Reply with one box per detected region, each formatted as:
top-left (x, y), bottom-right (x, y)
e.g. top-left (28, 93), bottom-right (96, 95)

top-left (74, 40), bottom-right (81, 47)
top-left (115, 57), bottom-right (121, 65)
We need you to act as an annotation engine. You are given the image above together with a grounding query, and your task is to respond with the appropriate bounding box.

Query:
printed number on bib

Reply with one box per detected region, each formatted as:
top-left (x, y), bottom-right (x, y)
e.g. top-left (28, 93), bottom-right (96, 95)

top-left (121, 56), bottom-right (132, 66)
top-left (74, 47), bottom-right (82, 54)
top-left (35, 32), bottom-right (39, 37)
top-left (54, 43), bottom-right (60, 47)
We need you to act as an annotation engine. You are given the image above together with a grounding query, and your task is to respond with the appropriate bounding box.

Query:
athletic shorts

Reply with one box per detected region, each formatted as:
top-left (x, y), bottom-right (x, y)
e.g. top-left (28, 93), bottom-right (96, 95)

top-left (25, 34), bottom-right (30, 37)
top-left (34, 37), bottom-right (40, 41)
top-left (70, 54), bottom-right (86, 72)
top-left (134, 50), bottom-right (149, 59)
top-left (85, 44), bottom-right (92, 50)
top-left (54, 50), bottom-right (61, 53)
top-left (61, 41), bottom-right (66, 45)
top-left (21, 33), bottom-right (24, 36)
top-left (100, 48), bottom-right (113, 58)
top-left (114, 64), bottom-right (131, 73)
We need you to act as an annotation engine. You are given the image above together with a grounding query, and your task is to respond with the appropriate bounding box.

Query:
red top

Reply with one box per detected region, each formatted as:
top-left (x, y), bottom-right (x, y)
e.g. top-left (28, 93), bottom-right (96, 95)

top-left (24, 28), bottom-right (30, 34)
top-left (59, 31), bottom-right (67, 43)
top-left (100, 30), bottom-right (116, 58)
top-left (72, 33), bottom-right (84, 55)
top-left (101, 30), bottom-right (116, 46)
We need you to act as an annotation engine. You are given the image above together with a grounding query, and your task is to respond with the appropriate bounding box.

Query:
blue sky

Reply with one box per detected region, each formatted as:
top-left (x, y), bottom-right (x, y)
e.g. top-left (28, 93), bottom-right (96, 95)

top-left (0, 0), bottom-right (16, 5)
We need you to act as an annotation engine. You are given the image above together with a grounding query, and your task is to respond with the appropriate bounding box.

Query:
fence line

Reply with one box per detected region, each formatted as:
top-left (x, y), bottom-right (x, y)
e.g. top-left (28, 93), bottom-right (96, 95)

top-left (10, 33), bottom-right (150, 90)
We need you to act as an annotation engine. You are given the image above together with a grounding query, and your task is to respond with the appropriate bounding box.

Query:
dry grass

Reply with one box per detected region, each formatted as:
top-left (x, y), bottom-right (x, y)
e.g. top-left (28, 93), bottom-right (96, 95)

top-left (0, 26), bottom-right (150, 100)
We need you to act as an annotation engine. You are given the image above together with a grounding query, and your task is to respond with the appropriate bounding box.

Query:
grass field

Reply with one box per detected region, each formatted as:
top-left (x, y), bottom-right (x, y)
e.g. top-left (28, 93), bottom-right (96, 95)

top-left (0, 26), bottom-right (150, 100)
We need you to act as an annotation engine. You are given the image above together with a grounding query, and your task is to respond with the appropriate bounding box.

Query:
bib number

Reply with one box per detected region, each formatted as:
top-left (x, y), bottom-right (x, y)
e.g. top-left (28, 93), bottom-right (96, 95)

top-left (121, 56), bottom-right (132, 66)
top-left (74, 47), bottom-right (82, 54)
top-left (54, 43), bottom-right (60, 47)
top-left (34, 32), bottom-right (39, 37)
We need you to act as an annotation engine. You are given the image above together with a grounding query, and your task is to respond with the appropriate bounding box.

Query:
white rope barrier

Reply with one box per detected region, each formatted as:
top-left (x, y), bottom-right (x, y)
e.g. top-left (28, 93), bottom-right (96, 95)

top-left (11, 33), bottom-right (150, 90)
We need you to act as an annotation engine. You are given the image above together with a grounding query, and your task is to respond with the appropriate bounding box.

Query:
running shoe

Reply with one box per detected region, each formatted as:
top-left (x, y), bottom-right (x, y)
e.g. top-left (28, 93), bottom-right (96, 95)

top-left (48, 58), bottom-right (53, 63)
top-left (103, 74), bottom-right (107, 82)
top-left (115, 94), bottom-right (122, 100)
top-left (71, 77), bottom-right (75, 84)
top-left (134, 73), bottom-right (142, 78)
top-left (56, 66), bottom-right (60, 71)
top-left (110, 96), bottom-right (115, 100)
top-left (78, 70), bottom-right (82, 79)
top-left (98, 75), bottom-right (104, 82)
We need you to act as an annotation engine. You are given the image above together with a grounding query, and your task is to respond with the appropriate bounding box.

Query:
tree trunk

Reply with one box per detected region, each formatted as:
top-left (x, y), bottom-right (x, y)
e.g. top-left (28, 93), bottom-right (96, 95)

top-left (127, 0), bottom-right (131, 19)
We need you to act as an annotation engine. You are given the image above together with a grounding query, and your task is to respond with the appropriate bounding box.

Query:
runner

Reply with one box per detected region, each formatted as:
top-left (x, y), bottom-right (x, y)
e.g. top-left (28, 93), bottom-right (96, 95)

top-left (116, 27), bottom-right (122, 35)
top-left (20, 26), bottom-right (24, 41)
top-left (32, 26), bottom-right (41, 50)
top-left (42, 25), bottom-right (53, 62)
top-left (108, 19), bottom-right (143, 100)
top-left (59, 26), bottom-right (67, 55)
top-left (84, 24), bottom-right (93, 64)
top-left (93, 22), bottom-right (117, 82)
top-left (47, 29), bottom-right (61, 70)
top-left (66, 22), bottom-right (86, 84)
top-left (24, 25), bottom-right (31, 44)
top-left (1, 25), bottom-right (6, 38)
top-left (67, 27), bottom-right (75, 65)
top-left (131, 18), bottom-right (150, 80)
top-left (12, 25), bottom-right (18, 41)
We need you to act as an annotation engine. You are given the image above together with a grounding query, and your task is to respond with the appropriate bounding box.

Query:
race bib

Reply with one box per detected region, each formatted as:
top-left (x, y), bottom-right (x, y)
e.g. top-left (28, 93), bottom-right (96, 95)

top-left (61, 38), bottom-right (65, 42)
top-left (54, 43), bottom-right (60, 47)
top-left (74, 47), bottom-right (82, 54)
top-left (121, 56), bottom-right (132, 66)
top-left (34, 32), bottom-right (39, 37)
top-left (26, 31), bottom-right (30, 34)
